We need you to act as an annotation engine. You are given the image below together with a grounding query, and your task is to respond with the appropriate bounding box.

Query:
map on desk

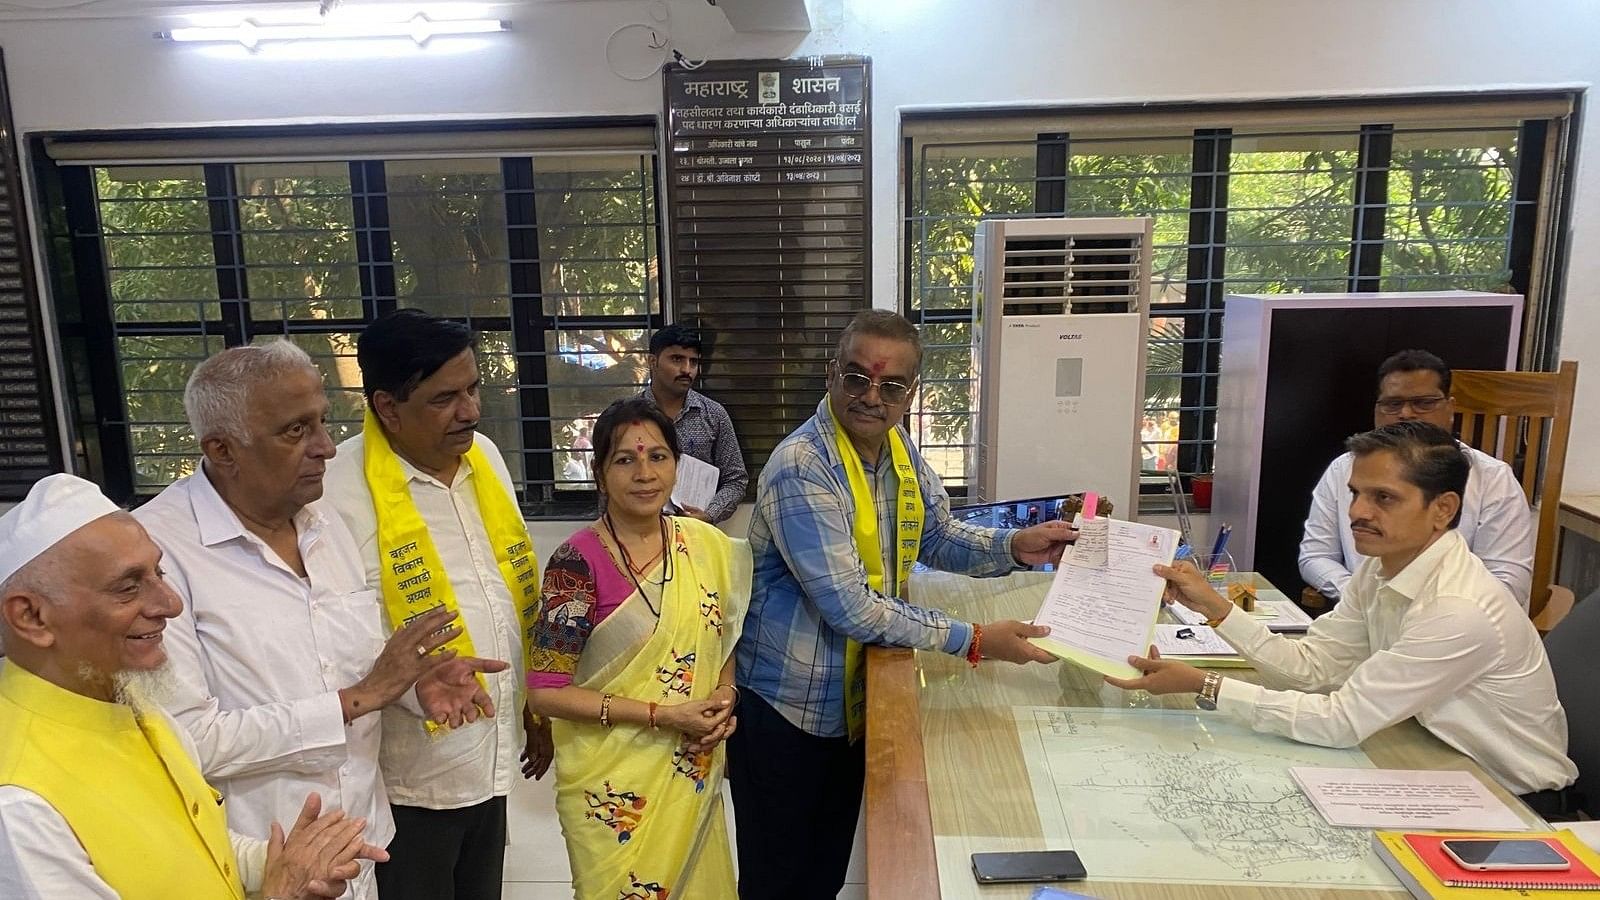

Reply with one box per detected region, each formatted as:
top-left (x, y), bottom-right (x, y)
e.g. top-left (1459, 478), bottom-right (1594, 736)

top-left (1015, 706), bottom-right (1402, 890)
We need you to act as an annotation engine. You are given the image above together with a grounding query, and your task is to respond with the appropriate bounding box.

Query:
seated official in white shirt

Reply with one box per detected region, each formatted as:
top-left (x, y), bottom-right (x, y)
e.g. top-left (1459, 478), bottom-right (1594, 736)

top-left (1111, 421), bottom-right (1577, 817)
top-left (135, 341), bottom-right (508, 900)
top-left (0, 473), bottom-right (386, 900)
top-left (324, 310), bottom-right (547, 900)
top-left (1300, 349), bottom-right (1534, 609)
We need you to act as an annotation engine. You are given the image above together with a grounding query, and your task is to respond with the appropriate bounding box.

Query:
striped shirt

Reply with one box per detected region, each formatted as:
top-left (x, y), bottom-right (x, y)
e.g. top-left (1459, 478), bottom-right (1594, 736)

top-left (737, 398), bottom-right (1018, 737)
top-left (640, 386), bottom-right (748, 524)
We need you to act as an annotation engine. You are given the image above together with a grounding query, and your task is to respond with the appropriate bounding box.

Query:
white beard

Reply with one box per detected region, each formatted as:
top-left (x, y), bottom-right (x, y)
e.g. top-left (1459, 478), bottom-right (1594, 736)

top-left (112, 661), bottom-right (177, 712)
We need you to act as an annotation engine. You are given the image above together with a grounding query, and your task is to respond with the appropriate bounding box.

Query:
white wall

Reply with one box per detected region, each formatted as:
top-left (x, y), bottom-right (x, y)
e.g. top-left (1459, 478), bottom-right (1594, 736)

top-left (4, 0), bottom-right (1600, 490)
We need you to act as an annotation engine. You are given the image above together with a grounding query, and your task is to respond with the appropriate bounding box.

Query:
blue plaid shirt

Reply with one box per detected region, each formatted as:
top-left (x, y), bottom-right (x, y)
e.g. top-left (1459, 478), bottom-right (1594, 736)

top-left (737, 398), bottom-right (1019, 737)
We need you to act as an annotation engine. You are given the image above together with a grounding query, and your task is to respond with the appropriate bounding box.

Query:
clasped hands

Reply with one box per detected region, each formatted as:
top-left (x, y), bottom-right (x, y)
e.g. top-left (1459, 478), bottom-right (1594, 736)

top-left (261, 792), bottom-right (388, 899)
top-left (1103, 560), bottom-right (1233, 696)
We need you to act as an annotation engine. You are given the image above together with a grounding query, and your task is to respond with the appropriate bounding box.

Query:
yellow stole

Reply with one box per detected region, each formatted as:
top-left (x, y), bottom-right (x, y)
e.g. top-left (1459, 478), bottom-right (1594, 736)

top-left (552, 518), bottom-right (750, 900)
top-left (361, 410), bottom-right (540, 729)
top-left (827, 403), bottom-right (924, 743)
top-left (0, 663), bottom-right (245, 899)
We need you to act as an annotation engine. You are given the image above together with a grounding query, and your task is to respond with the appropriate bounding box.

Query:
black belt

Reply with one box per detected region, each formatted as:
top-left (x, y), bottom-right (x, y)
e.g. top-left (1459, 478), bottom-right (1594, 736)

top-left (1519, 786), bottom-right (1582, 821)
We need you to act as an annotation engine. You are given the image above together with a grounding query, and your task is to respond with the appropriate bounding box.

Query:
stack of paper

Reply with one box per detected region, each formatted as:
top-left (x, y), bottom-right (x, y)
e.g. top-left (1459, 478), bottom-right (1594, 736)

top-left (1152, 623), bottom-right (1248, 668)
top-left (1289, 767), bottom-right (1528, 831)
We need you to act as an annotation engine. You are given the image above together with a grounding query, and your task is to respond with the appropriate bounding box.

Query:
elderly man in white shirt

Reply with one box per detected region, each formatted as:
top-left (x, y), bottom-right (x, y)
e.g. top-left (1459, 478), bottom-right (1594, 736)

top-left (0, 473), bottom-right (387, 900)
top-left (1111, 421), bottom-right (1577, 817)
top-left (323, 309), bottom-right (546, 900)
top-left (136, 341), bottom-right (508, 900)
top-left (1300, 349), bottom-right (1534, 609)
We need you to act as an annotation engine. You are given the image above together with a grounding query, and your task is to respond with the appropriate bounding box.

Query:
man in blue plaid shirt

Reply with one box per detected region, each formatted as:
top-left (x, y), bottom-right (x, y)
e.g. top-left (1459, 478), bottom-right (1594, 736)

top-left (728, 310), bottom-right (1076, 899)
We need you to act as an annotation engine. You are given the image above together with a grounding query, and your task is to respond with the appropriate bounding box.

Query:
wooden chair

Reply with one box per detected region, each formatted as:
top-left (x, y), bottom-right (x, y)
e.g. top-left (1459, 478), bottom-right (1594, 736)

top-left (1452, 360), bottom-right (1578, 628)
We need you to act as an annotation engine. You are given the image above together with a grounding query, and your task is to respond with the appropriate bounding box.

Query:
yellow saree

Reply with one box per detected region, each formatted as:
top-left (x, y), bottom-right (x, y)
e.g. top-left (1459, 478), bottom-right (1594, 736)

top-left (551, 516), bottom-right (751, 900)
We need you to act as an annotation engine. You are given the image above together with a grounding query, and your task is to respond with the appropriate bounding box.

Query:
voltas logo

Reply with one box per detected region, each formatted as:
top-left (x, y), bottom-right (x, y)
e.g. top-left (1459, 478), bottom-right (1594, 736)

top-left (1058, 334), bottom-right (1083, 340)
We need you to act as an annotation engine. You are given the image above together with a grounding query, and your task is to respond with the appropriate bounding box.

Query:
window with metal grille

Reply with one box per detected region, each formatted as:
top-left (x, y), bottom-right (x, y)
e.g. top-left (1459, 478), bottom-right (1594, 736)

top-left (40, 127), bottom-right (660, 517)
top-left (903, 97), bottom-right (1572, 495)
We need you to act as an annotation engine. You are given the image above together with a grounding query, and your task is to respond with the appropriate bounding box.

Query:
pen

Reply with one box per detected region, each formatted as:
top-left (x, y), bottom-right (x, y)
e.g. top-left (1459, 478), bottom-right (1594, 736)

top-left (1213, 524), bottom-right (1233, 562)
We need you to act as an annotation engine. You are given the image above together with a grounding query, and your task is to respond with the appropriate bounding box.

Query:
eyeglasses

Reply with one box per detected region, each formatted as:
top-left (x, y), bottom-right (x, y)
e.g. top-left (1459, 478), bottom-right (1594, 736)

top-left (835, 367), bottom-right (914, 405)
top-left (1375, 395), bottom-right (1448, 415)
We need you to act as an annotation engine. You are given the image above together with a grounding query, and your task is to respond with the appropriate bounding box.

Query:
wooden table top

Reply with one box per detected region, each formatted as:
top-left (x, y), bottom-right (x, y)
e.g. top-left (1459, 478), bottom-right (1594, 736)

top-left (864, 569), bottom-right (1543, 900)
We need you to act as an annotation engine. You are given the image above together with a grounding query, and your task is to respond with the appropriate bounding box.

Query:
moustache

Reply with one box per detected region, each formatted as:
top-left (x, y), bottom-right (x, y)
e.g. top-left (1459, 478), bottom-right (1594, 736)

top-left (1350, 520), bottom-right (1381, 534)
top-left (847, 402), bottom-right (885, 420)
top-left (449, 423), bottom-right (480, 436)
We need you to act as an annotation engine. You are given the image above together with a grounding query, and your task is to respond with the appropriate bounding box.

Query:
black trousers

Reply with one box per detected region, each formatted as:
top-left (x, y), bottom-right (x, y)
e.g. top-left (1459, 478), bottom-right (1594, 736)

top-left (728, 691), bottom-right (865, 900)
top-left (374, 796), bottom-right (508, 900)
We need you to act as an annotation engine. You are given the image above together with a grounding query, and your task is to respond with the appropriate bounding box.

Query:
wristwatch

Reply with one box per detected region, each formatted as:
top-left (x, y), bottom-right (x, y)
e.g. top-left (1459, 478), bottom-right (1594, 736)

top-left (1195, 671), bottom-right (1223, 711)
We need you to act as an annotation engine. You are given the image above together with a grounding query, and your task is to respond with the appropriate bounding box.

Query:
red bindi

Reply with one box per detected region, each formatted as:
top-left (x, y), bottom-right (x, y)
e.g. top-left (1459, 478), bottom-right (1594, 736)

top-left (869, 360), bottom-right (886, 375)
top-left (636, 443), bottom-right (645, 453)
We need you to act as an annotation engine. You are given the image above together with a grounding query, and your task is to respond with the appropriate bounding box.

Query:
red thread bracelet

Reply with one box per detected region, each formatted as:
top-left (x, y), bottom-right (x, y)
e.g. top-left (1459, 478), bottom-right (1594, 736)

top-left (966, 623), bottom-right (983, 667)
top-left (648, 702), bottom-right (658, 729)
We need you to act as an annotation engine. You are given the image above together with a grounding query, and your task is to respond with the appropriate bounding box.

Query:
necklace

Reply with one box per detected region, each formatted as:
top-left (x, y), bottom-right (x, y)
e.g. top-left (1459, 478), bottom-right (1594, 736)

top-left (602, 513), bottom-right (673, 616)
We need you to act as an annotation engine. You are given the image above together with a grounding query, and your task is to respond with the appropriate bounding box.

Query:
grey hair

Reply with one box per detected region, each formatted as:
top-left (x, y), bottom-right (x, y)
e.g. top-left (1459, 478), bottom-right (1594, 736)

top-left (836, 309), bottom-right (923, 369)
top-left (184, 340), bottom-right (318, 445)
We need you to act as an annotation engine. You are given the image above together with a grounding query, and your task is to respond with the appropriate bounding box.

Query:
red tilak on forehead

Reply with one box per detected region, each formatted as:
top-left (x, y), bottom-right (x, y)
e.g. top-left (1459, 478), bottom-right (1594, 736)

top-left (869, 360), bottom-right (886, 375)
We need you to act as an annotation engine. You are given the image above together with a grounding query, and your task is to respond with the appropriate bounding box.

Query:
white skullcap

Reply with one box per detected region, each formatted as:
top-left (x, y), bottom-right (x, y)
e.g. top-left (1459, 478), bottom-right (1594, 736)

top-left (0, 474), bottom-right (121, 586)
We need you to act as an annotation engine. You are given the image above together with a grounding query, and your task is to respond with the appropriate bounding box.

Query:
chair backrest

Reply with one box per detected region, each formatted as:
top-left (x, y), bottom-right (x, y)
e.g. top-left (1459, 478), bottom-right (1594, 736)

top-left (1543, 589), bottom-right (1600, 816)
top-left (1452, 360), bottom-right (1578, 619)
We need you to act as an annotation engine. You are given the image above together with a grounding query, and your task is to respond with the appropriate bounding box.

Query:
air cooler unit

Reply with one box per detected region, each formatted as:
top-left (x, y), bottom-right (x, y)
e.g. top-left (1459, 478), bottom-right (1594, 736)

top-left (971, 216), bottom-right (1152, 514)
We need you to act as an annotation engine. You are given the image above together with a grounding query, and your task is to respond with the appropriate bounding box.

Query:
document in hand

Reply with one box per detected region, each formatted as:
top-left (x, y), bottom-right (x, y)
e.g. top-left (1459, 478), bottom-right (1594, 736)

top-left (1029, 519), bottom-right (1179, 678)
top-left (671, 454), bottom-right (720, 512)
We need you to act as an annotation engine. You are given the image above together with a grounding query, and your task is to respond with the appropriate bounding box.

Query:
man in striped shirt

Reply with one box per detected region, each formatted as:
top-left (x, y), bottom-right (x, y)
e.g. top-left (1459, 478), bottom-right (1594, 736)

top-left (728, 310), bottom-right (1076, 900)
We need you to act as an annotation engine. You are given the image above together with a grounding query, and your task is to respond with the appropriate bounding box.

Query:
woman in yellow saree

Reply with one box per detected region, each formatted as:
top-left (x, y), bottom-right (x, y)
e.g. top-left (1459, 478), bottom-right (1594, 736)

top-left (526, 398), bottom-right (749, 900)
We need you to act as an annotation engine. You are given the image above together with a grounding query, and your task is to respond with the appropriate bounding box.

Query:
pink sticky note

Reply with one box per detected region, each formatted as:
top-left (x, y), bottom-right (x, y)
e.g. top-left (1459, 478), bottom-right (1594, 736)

top-left (1082, 492), bottom-right (1098, 520)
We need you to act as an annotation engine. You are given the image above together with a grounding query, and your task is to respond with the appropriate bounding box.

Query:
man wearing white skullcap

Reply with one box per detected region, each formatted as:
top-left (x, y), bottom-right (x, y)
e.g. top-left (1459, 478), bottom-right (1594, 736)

top-left (0, 473), bottom-right (390, 900)
top-left (135, 341), bottom-right (509, 900)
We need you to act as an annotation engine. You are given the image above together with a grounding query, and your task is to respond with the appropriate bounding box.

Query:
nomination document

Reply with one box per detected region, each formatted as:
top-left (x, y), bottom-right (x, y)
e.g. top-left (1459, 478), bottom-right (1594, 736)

top-left (1029, 519), bottom-right (1180, 679)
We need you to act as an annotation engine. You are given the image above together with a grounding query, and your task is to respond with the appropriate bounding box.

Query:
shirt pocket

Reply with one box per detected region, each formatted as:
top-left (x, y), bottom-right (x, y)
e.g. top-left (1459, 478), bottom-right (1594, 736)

top-left (328, 588), bottom-right (387, 677)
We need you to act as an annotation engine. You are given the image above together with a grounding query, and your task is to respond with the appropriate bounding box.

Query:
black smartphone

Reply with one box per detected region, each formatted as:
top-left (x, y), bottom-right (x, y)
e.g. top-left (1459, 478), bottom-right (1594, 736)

top-left (970, 850), bottom-right (1088, 884)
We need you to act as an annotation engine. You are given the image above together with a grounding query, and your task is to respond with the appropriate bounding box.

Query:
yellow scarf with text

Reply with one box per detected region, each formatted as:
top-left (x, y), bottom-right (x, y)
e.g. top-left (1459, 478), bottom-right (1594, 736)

top-left (362, 410), bottom-right (540, 731)
top-left (828, 403), bottom-right (923, 743)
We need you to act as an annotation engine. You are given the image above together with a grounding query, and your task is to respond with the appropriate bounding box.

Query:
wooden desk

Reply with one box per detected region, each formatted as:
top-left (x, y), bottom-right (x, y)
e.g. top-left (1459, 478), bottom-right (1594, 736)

top-left (865, 570), bottom-right (1543, 900)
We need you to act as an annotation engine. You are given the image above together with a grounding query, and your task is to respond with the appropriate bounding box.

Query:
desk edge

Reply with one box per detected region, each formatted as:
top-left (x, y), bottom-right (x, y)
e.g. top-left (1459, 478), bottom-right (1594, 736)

top-left (865, 645), bottom-right (942, 899)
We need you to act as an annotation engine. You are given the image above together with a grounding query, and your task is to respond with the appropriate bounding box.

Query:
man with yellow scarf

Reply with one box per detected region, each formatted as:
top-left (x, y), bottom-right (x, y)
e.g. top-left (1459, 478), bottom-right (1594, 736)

top-left (0, 474), bottom-right (388, 899)
top-left (732, 310), bottom-right (1078, 900)
top-left (324, 309), bottom-right (544, 900)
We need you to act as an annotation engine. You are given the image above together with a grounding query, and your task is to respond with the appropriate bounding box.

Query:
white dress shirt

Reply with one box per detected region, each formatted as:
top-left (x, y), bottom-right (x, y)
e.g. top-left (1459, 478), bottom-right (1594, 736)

top-left (323, 431), bottom-right (526, 810)
top-left (1218, 529), bottom-right (1576, 795)
top-left (0, 701), bottom-right (266, 900)
top-left (134, 469), bottom-right (392, 900)
top-left (1299, 446), bottom-right (1535, 609)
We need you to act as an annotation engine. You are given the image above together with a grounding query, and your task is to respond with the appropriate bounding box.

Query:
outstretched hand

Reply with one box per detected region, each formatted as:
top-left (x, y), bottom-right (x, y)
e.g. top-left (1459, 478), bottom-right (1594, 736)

top-left (417, 655), bottom-right (510, 728)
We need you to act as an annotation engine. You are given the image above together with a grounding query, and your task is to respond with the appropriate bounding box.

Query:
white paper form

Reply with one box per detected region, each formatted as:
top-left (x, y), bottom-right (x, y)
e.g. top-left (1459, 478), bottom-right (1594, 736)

top-left (1153, 624), bottom-right (1237, 657)
top-left (1030, 519), bottom-right (1179, 678)
top-left (670, 453), bottom-right (720, 513)
top-left (1288, 767), bottom-right (1529, 831)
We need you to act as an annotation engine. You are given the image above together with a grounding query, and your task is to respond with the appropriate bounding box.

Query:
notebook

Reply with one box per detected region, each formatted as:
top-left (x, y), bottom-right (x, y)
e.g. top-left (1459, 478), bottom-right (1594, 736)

top-left (1373, 830), bottom-right (1600, 897)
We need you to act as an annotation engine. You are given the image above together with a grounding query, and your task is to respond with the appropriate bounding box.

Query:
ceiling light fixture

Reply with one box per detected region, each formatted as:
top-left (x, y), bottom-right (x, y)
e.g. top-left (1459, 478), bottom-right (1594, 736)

top-left (157, 13), bottom-right (509, 49)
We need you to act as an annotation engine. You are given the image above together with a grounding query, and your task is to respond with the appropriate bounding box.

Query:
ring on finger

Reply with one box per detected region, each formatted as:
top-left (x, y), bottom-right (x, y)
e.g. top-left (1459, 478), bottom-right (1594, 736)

top-left (415, 644), bottom-right (428, 658)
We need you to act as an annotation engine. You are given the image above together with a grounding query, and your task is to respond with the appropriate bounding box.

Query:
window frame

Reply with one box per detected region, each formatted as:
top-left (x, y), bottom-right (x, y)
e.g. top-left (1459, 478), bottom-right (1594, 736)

top-left (33, 119), bottom-right (662, 518)
top-left (900, 94), bottom-right (1573, 497)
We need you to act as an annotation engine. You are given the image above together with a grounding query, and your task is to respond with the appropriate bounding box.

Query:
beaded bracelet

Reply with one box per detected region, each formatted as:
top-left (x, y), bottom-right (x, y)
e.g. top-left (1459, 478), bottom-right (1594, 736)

top-left (965, 623), bottom-right (984, 668)
top-left (599, 693), bottom-right (614, 727)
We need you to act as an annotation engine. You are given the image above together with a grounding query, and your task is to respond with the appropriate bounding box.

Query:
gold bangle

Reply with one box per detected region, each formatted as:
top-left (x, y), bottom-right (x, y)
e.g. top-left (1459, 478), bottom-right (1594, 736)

top-left (599, 693), bottom-right (614, 727)
top-left (717, 682), bottom-right (741, 708)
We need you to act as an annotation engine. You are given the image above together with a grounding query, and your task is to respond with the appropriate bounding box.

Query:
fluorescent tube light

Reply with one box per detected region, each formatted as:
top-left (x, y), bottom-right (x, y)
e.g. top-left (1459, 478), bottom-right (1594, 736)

top-left (158, 14), bottom-right (509, 48)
